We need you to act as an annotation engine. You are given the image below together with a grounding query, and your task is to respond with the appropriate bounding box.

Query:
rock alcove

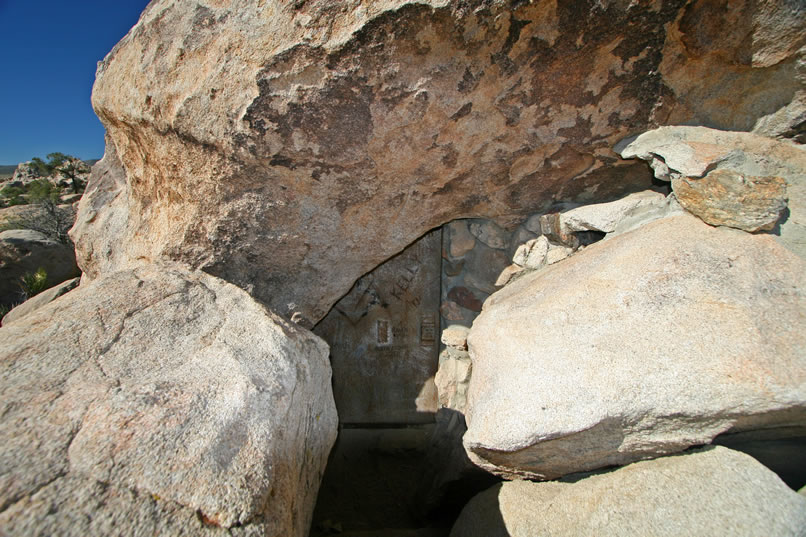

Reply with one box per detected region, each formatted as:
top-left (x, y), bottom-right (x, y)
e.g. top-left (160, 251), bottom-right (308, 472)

top-left (2, 1), bottom-right (806, 536)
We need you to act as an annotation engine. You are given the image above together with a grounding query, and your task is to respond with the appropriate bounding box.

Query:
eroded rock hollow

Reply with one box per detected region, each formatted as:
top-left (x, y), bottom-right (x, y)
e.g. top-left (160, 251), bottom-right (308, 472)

top-left (74, 0), bottom-right (805, 325)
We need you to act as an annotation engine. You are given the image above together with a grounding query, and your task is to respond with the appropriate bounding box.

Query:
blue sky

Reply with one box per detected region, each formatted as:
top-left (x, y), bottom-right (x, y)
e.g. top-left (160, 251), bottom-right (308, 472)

top-left (0, 1), bottom-right (150, 164)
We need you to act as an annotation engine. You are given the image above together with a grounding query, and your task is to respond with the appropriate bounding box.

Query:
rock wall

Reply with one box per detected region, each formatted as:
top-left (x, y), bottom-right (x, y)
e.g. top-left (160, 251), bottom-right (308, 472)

top-left (75, 0), bottom-right (806, 326)
top-left (314, 229), bottom-right (442, 425)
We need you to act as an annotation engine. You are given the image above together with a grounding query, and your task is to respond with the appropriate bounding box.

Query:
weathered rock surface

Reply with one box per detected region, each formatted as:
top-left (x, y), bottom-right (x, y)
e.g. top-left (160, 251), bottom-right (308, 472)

top-left (493, 264), bottom-right (525, 287)
top-left (441, 325), bottom-right (470, 351)
top-left (0, 265), bottom-right (337, 536)
top-left (436, 347), bottom-right (473, 413)
top-left (450, 447), bottom-right (806, 537)
top-left (464, 214), bottom-right (806, 480)
top-left (620, 126), bottom-right (806, 256)
top-left (1, 276), bottom-right (79, 326)
top-left (0, 475), bottom-right (254, 537)
top-left (0, 229), bottom-right (80, 307)
top-left (672, 170), bottom-right (787, 232)
top-left (77, 0), bottom-right (805, 324)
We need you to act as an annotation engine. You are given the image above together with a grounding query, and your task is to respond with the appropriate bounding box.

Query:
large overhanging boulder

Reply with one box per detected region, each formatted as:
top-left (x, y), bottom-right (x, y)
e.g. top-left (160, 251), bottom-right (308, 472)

top-left (73, 0), bottom-right (805, 324)
top-left (0, 265), bottom-right (337, 536)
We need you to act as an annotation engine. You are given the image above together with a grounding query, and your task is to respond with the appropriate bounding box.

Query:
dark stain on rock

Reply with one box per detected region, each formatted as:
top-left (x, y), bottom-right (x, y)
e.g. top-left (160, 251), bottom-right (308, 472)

top-left (407, 91), bottom-right (430, 119)
top-left (459, 193), bottom-right (488, 213)
top-left (441, 144), bottom-right (459, 168)
top-left (388, 192), bottom-right (406, 208)
top-left (182, 4), bottom-right (220, 51)
top-left (557, 116), bottom-right (594, 144)
top-left (458, 67), bottom-right (484, 93)
top-left (434, 171), bottom-right (471, 196)
top-left (270, 155), bottom-right (295, 169)
top-left (491, 52), bottom-right (517, 77)
top-left (210, 415), bottom-right (249, 471)
top-left (451, 102), bottom-right (473, 121)
top-left (326, 3), bottom-right (439, 69)
top-left (679, 0), bottom-right (751, 64)
top-left (501, 16), bottom-right (531, 57)
top-left (246, 62), bottom-right (374, 164)
top-left (448, 286), bottom-right (483, 312)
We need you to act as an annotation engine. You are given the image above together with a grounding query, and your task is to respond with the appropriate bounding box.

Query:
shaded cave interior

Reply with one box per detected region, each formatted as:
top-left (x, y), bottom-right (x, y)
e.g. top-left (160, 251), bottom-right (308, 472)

top-left (306, 180), bottom-right (806, 536)
top-left (307, 201), bottom-right (615, 535)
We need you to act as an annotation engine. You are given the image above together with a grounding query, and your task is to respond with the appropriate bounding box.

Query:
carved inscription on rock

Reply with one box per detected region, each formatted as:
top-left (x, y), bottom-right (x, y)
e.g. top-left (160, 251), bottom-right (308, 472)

top-left (314, 229), bottom-right (442, 424)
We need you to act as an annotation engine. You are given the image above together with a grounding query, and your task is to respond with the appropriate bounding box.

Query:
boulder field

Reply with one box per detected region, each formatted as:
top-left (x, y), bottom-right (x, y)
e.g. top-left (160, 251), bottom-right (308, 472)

top-left (1, 0), bottom-right (806, 535)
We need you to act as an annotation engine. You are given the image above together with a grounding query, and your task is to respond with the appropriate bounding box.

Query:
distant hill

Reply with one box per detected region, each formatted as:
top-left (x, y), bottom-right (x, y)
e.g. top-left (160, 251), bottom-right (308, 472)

top-left (0, 165), bottom-right (16, 180)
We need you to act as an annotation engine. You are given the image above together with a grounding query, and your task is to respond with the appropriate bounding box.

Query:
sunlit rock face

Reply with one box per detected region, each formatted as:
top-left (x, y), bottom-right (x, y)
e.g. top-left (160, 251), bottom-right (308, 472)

top-left (74, 0), bottom-right (805, 324)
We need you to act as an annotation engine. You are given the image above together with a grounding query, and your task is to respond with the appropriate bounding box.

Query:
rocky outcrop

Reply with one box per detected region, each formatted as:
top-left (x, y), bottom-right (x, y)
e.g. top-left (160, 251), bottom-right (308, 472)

top-left (0, 229), bottom-right (80, 307)
top-left (620, 126), bottom-right (806, 255)
top-left (0, 265), bottom-right (337, 536)
top-left (76, 0), bottom-right (805, 325)
top-left (496, 190), bottom-right (683, 287)
top-left (1, 277), bottom-right (79, 326)
top-left (436, 327), bottom-right (473, 413)
top-left (450, 447), bottom-right (806, 537)
top-left (463, 213), bottom-right (806, 480)
top-left (672, 170), bottom-right (787, 232)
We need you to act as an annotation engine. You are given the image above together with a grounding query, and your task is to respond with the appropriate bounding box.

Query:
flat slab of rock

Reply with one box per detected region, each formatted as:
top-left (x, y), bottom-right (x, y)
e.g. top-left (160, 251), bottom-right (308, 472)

top-left (559, 190), bottom-right (667, 234)
top-left (464, 214), bottom-right (806, 480)
top-left (1, 277), bottom-right (79, 325)
top-left (0, 266), bottom-right (337, 536)
top-left (450, 447), bottom-right (806, 537)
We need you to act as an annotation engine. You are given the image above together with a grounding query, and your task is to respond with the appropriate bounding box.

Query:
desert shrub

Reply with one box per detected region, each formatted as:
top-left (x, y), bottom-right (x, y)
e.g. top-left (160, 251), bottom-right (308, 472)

top-left (0, 185), bottom-right (27, 206)
top-left (27, 179), bottom-right (60, 204)
top-left (2, 180), bottom-right (76, 244)
top-left (20, 267), bottom-right (48, 301)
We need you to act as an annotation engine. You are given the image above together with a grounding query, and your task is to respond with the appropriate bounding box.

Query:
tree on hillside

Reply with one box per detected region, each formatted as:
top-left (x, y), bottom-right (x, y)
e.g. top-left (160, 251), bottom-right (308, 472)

top-left (25, 153), bottom-right (88, 193)
top-left (28, 157), bottom-right (51, 177)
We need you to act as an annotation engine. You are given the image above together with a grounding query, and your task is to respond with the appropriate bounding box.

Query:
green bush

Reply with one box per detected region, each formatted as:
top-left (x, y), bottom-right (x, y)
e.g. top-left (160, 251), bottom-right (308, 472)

top-left (0, 185), bottom-right (27, 206)
top-left (19, 268), bottom-right (49, 300)
top-left (27, 179), bottom-right (60, 204)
